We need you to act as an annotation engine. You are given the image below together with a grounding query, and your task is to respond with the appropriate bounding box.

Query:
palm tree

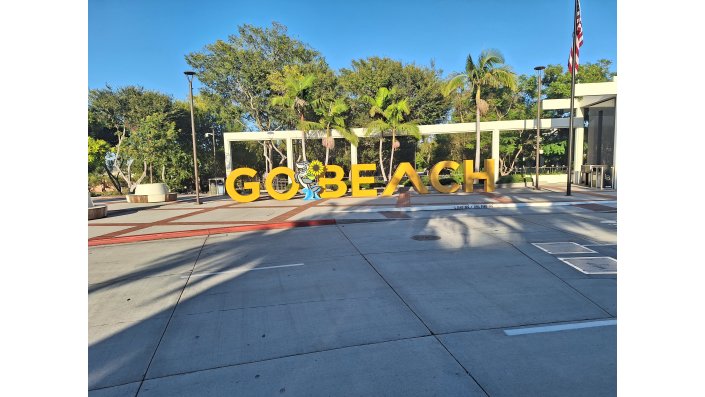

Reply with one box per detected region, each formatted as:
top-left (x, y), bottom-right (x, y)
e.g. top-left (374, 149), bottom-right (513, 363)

top-left (443, 49), bottom-right (516, 171)
top-left (271, 68), bottom-right (316, 161)
top-left (305, 98), bottom-right (358, 165)
top-left (364, 87), bottom-right (420, 181)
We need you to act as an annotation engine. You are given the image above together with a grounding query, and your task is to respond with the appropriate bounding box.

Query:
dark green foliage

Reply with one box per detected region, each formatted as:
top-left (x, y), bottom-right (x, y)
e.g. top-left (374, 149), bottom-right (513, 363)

top-left (497, 174), bottom-right (533, 184)
top-left (339, 57), bottom-right (451, 127)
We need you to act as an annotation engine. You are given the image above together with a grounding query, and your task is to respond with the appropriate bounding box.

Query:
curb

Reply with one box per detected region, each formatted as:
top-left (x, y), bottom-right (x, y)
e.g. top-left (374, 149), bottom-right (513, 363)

top-left (337, 200), bottom-right (617, 213)
top-left (88, 219), bottom-right (337, 247)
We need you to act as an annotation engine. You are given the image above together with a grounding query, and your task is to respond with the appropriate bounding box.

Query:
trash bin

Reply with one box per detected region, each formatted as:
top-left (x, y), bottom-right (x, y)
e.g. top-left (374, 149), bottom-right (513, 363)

top-left (580, 165), bottom-right (592, 185)
top-left (603, 167), bottom-right (613, 188)
top-left (208, 178), bottom-right (225, 195)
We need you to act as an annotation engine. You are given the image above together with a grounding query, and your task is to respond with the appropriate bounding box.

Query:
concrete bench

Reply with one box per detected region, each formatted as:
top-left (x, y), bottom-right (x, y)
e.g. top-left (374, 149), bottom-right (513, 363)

top-left (126, 183), bottom-right (178, 203)
top-left (88, 192), bottom-right (107, 220)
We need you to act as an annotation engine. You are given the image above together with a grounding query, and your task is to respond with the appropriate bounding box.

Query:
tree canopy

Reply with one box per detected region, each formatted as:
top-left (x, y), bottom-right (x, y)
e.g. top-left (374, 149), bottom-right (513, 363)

top-left (89, 22), bottom-right (616, 193)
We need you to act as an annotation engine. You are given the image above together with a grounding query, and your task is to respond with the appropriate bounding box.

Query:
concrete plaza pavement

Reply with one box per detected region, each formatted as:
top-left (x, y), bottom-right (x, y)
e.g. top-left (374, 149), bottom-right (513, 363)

top-left (89, 184), bottom-right (617, 396)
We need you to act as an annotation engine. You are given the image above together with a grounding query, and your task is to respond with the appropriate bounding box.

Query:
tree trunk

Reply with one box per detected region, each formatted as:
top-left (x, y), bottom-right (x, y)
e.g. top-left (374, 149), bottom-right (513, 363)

top-left (161, 164), bottom-right (166, 182)
top-left (388, 129), bottom-right (396, 179)
top-left (324, 130), bottom-right (330, 166)
top-left (300, 114), bottom-right (307, 161)
top-left (135, 160), bottom-right (148, 186)
top-left (103, 162), bottom-right (122, 193)
top-left (149, 163), bottom-right (153, 183)
top-left (378, 136), bottom-right (387, 182)
top-left (261, 141), bottom-right (272, 174)
top-left (267, 142), bottom-right (273, 170)
top-left (271, 141), bottom-right (287, 165)
top-left (117, 161), bottom-right (134, 192)
top-left (475, 88), bottom-right (481, 172)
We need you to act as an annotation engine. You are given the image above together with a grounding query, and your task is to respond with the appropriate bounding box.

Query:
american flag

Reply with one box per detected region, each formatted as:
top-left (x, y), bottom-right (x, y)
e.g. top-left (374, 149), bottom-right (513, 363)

top-left (568, 0), bottom-right (583, 74)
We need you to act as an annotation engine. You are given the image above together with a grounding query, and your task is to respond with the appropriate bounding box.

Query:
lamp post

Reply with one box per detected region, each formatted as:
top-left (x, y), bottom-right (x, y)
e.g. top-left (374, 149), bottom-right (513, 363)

top-left (534, 65), bottom-right (545, 190)
top-left (184, 71), bottom-right (201, 205)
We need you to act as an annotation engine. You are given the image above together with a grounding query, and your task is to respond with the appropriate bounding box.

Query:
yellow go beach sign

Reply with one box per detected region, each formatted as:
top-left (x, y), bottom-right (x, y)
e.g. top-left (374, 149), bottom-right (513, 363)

top-left (225, 159), bottom-right (496, 203)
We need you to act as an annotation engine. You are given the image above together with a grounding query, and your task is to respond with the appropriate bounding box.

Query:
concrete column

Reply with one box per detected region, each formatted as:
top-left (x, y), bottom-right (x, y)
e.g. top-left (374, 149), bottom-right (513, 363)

top-left (491, 129), bottom-right (500, 183)
top-left (350, 141), bottom-right (358, 166)
top-left (573, 107), bottom-right (585, 183)
top-left (224, 138), bottom-right (232, 175)
top-left (286, 137), bottom-right (294, 184)
top-left (612, 99), bottom-right (617, 189)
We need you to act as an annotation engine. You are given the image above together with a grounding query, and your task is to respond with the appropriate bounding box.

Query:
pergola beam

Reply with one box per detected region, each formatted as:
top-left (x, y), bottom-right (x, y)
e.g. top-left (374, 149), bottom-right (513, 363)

top-left (222, 117), bottom-right (585, 142)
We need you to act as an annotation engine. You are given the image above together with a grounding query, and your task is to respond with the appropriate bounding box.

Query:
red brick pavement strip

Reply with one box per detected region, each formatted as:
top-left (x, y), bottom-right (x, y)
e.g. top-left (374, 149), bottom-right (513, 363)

top-left (89, 198), bottom-right (330, 245)
top-left (268, 198), bottom-right (328, 222)
top-left (89, 221), bottom-right (265, 227)
top-left (94, 201), bottom-right (241, 239)
top-left (88, 220), bottom-right (337, 247)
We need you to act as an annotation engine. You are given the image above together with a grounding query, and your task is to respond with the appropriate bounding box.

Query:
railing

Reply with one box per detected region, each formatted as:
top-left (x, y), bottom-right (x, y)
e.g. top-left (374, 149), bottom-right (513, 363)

top-left (511, 166), bottom-right (569, 175)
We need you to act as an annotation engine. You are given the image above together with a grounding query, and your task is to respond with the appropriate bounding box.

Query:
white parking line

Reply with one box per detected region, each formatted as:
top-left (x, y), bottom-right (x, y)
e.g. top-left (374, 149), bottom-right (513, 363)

top-left (531, 242), bottom-right (598, 254)
top-left (558, 256), bottom-right (617, 275)
top-left (504, 319), bottom-right (617, 336)
top-left (181, 263), bottom-right (305, 278)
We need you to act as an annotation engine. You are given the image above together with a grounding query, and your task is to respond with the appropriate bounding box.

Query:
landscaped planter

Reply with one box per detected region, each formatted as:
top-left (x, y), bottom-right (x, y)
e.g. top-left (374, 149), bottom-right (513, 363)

top-left (126, 183), bottom-right (178, 203)
top-left (88, 192), bottom-right (107, 220)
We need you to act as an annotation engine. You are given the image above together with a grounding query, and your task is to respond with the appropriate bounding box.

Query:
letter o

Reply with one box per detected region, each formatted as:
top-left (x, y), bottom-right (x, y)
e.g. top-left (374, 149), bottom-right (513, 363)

top-left (266, 167), bottom-right (300, 200)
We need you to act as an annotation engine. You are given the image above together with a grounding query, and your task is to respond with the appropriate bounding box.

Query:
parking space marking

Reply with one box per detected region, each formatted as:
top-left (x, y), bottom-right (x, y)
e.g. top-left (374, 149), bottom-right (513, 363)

top-left (532, 242), bottom-right (598, 254)
top-left (504, 319), bottom-right (617, 336)
top-left (181, 263), bottom-right (305, 278)
top-left (557, 256), bottom-right (617, 275)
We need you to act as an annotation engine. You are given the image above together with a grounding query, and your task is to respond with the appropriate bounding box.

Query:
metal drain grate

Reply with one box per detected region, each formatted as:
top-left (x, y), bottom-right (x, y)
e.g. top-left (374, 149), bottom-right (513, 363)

top-left (412, 235), bottom-right (441, 241)
top-left (558, 256), bottom-right (617, 274)
top-left (532, 242), bottom-right (597, 254)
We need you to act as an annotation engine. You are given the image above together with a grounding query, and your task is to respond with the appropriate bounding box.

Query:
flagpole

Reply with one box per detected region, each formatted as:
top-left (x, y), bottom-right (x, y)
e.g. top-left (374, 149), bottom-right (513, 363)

top-left (566, 0), bottom-right (579, 196)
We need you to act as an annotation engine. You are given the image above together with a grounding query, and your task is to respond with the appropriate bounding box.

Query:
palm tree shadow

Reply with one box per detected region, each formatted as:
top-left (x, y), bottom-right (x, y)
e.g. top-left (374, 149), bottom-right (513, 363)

top-left (88, 224), bottom-right (357, 392)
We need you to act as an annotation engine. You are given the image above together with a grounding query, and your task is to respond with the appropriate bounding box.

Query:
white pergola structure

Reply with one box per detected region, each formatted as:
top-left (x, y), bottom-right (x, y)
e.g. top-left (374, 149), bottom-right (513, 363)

top-left (542, 78), bottom-right (617, 187)
top-left (223, 78), bottom-right (616, 186)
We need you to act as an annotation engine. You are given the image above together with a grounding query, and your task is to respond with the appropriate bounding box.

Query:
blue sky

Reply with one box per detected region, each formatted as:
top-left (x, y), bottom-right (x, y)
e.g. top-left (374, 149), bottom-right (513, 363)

top-left (89, 0), bottom-right (616, 101)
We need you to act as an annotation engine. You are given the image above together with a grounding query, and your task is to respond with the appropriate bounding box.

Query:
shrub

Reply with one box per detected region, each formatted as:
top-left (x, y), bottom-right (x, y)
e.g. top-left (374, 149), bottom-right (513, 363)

top-left (497, 174), bottom-right (533, 184)
top-left (402, 175), bottom-right (430, 187)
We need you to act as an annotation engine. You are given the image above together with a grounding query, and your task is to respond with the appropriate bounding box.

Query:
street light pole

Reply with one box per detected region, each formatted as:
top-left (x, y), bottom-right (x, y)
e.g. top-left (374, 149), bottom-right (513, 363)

top-left (534, 66), bottom-right (545, 190)
top-left (184, 71), bottom-right (201, 205)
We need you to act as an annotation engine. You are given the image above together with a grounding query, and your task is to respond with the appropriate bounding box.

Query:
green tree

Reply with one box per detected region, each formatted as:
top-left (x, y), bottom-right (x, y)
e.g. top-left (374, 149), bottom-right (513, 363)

top-left (443, 49), bottom-right (517, 171)
top-left (364, 87), bottom-right (420, 181)
top-left (543, 59), bottom-right (615, 100)
top-left (339, 57), bottom-right (450, 127)
top-left (88, 137), bottom-right (111, 174)
top-left (172, 93), bottom-right (245, 186)
top-left (88, 136), bottom-right (117, 192)
top-left (185, 22), bottom-right (326, 172)
top-left (88, 85), bottom-right (173, 192)
top-left (124, 113), bottom-right (179, 184)
top-left (524, 59), bottom-right (615, 168)
top-left (305, 98), bottom-right (357, 165)
top-left (270, 66), bottom-right (317, 161)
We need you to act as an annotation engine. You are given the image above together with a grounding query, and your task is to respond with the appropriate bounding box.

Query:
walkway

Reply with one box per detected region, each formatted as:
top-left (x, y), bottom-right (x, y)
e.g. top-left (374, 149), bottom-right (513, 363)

top-left (89, 183), bottom-right (617, 396)
top-left (89, 183), bottom-right (616, 246)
